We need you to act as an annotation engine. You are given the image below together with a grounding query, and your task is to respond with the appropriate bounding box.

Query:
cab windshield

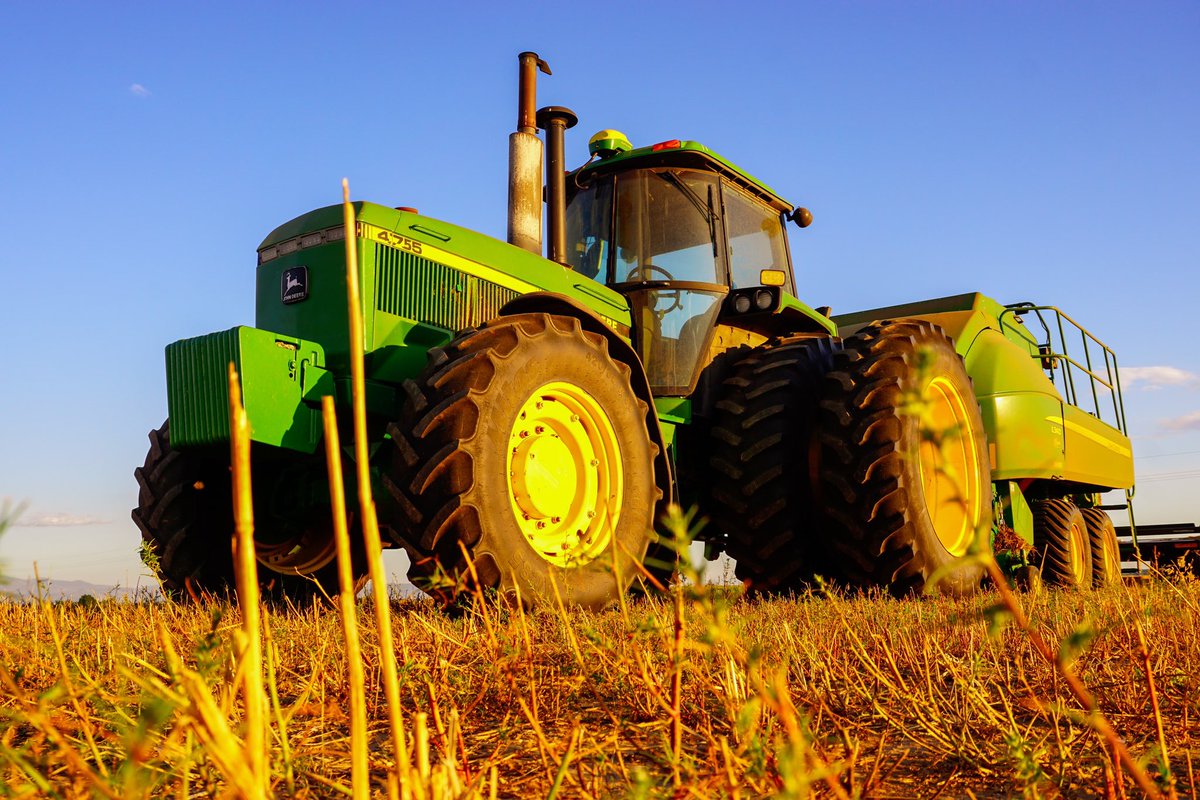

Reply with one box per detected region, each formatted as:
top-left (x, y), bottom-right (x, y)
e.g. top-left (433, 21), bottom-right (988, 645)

top-left (613, 169), bottom-right (722, 285)
top-left (564, 165), bottom-right (791, 394)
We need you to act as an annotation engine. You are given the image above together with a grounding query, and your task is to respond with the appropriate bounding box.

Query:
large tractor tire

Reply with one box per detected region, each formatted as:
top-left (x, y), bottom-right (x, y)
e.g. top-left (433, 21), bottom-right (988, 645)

top-left (705, 335), bottom-right (839, 593)
top-left (383, 313), bottom-right (661, 609)
top-left (1032, 499), bottom-right (1092, 588)
top-left (1080, 507), bottom-right (1120, 587)
top-left (133, 422), bottom-right (360, 604)
top-left (815, 320), bottom-right (990, 595)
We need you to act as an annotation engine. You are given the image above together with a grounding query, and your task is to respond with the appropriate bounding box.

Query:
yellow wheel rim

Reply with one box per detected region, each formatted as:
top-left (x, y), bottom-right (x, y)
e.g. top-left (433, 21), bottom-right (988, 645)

top-left (917, 376), bottom-right (982, 557)
top-left (507, 381), bottom-right (623, 568)
top-left (1069, 516), bottom-right (1088, 584)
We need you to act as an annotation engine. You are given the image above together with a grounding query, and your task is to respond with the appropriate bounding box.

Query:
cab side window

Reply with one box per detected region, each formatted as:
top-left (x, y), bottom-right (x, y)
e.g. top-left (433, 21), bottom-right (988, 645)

top-left (565, 177), bottom-right (614, 283)
top-left (723, 184), bottom-right (788, 289)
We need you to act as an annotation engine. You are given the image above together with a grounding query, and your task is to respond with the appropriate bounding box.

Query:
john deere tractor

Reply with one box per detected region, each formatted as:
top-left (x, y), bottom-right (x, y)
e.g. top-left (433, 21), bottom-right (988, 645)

top-left (134, 52), bottom-right (1135, 605)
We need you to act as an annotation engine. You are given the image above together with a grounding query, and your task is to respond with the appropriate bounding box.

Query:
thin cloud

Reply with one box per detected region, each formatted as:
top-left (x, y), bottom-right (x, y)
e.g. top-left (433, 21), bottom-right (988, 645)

top-left (17, 512), bottom-right (109, 528)
top-left (1123, 366), bottom-right (1200, 390)
top-left (129, 83), bottom-right (151, 98)
top-left (1161, 411), bottom-right (1200, 432)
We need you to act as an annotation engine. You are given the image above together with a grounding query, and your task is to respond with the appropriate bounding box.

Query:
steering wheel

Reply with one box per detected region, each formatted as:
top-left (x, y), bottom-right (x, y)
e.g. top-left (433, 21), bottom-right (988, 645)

top-left (624, 262), bottom-right (676, 283)
top-left (624, 262), bottom-right (683, 318)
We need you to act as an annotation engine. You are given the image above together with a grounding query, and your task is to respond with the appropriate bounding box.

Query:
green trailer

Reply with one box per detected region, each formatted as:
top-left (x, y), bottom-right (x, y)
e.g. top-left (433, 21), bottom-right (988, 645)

top-left (134, 52), bottom-right (1134, 605)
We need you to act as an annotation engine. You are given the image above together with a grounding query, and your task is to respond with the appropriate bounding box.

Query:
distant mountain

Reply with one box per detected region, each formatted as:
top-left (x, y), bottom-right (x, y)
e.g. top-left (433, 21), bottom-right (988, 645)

top-left (0, 577), bottom-right (161, 602)
top-left (0, 577), bottom-right (421, 602)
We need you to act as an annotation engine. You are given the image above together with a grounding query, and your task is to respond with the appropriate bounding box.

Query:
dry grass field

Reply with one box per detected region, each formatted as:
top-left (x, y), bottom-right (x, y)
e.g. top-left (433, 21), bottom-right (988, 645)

top-left (1, 556), bottom-right (1197, 799)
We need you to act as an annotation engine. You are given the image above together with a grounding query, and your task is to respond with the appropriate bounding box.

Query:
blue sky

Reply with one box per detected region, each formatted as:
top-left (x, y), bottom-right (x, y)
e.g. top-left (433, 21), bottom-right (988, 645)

top-left (1, 2), bottom-right (1197, 587)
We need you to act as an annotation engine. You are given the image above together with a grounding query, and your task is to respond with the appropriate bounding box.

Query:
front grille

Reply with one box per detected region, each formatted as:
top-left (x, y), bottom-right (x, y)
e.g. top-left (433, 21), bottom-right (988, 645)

top-left (374, 244), bottom-right (518, 332)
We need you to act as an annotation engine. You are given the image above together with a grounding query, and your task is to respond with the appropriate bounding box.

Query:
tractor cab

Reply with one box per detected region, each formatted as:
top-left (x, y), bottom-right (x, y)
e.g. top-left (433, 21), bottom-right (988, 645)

top-left (565, 131), bottom-right (826, 396)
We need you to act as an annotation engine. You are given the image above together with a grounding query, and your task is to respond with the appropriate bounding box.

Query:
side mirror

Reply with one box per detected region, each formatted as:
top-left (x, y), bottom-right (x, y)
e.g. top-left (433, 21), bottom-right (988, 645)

top-left (788, 207), bottom-right (813, 228)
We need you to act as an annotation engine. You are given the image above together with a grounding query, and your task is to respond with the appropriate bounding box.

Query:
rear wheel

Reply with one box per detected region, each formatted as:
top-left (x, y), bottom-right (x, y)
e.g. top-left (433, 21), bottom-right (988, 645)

top-left (705, 336), bottom-right (839, 593)
top-left (133, 422), bottom-right (360, 603)
top-left (1033, 499), bottom-right (1092, 588)
top-left (815, 320), bottom-right (991, 595)
top-left (1081, 507), bottom-right (1121, 587)
top-left (383, 313), bottom-right (660, 609)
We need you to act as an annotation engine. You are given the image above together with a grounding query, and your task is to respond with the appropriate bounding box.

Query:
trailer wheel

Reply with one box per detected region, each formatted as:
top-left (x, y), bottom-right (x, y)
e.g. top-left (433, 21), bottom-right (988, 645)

top-left (705, 336), bottom-right (839, 593)
top-left (1080, 507), bottom-right (1120, 587)
top-left (133, 421), bottom-right (360, 604)
top-left (383, 313), bottom-right (660, 609)
top-left (1033, 499), bottom-right (1093, 588)
top-left (815, 320), bottom-right (990, 595)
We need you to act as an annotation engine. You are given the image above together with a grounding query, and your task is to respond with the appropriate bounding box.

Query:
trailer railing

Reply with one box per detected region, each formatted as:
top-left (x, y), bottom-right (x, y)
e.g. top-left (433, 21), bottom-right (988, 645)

top-left (999, 302), bottom-right (1129, 436)
top-left (1000, 302), bottom-right (1139, 552)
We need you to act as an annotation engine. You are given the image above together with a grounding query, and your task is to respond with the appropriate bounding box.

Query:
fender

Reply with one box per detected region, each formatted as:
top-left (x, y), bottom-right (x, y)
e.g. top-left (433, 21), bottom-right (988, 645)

top-left (500, 292), bottom-right (676, 507)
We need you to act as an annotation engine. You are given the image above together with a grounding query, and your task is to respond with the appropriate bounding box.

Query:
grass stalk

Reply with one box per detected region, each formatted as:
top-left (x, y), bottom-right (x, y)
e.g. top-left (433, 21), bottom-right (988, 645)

top-left (342, 179), bottom-right (411, 791)
top-left (1135, 618), bottom-right (1177, 799)
top-left (322, 395), bottom-right (369, 800)
top-left (227, 362), bottom-right (267, 799)
top-left (670, 584), bottom-right (684, 787)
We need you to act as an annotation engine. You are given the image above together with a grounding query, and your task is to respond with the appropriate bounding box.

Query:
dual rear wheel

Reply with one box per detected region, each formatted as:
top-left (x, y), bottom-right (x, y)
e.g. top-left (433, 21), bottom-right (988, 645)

top-left (704, 320), bottom-right (991, 596)
top-left (1033, 500), bottom-right (1121, 588)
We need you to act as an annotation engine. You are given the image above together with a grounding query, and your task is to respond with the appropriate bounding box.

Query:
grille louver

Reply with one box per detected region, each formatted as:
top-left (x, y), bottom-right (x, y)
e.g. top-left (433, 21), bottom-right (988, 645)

top-left (373, 244), bottom-right (518, 332)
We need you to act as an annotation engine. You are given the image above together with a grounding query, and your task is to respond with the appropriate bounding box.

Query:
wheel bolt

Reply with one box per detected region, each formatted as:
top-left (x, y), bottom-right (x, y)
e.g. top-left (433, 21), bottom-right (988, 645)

top-left (535, 425), bottom-right (545, 434)
top-left (590, 459), bottom-right (599, 466)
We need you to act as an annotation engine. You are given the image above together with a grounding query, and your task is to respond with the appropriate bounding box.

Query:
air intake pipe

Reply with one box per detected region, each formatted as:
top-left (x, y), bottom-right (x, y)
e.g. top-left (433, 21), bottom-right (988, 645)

top-left (507, 52), bottom-right (550, 255)
top-left (536, 106), bottom-right (578, 266)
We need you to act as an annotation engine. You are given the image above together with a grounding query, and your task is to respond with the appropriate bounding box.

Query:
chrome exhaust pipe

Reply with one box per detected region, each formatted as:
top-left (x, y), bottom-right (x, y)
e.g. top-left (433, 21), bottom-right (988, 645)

top-left (507, 52), bottom-right (550, 255)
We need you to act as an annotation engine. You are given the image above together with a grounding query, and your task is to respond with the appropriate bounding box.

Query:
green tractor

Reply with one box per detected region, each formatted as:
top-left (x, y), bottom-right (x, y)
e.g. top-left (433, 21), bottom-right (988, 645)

top-left (134, 53), bottom-right (1135, 605)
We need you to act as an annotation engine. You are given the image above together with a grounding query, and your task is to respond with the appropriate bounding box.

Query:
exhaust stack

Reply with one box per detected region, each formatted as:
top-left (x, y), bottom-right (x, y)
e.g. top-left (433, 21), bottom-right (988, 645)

top-left (536, 106), bottom-right (578, 265)
top-left (507, 52), bottom-right (550, 255)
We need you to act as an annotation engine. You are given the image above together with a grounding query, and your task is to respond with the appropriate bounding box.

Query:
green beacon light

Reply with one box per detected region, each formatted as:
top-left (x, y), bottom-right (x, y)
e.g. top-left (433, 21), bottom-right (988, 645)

top-left (588, 129), bottom-right (633, 159)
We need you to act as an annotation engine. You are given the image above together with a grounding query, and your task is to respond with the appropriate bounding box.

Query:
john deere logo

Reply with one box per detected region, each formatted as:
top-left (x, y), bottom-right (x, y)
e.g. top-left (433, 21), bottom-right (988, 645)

top-left (281, 267), bottom-right (308, 304)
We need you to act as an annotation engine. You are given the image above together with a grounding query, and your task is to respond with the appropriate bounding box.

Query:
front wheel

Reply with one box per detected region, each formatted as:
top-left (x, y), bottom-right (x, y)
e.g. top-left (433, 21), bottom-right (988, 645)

top-left (383, 313), bottom-right (661, 608)
top-left (132, 422), bottom-right (360, 603)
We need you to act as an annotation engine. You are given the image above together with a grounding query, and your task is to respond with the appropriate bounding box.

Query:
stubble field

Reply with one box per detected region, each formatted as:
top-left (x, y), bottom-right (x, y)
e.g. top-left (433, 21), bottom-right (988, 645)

top-left (1, 564), bottom-right (1197, 799)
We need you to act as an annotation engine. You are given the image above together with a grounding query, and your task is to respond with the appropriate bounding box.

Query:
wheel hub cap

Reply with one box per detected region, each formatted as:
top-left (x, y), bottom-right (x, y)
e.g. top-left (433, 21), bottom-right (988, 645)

top-left (507, 381), bottom-right (623, 568)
